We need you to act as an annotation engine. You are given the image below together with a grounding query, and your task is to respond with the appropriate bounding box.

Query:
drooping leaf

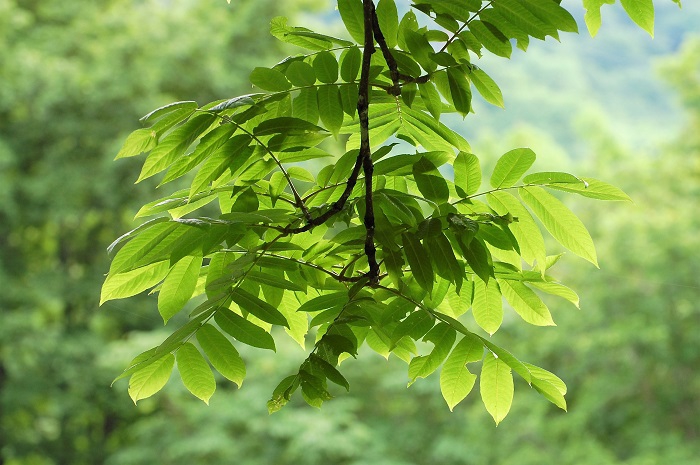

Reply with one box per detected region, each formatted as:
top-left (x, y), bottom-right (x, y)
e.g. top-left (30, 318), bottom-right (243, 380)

top-left (101, 261), bottom-right (170, 305)
top-left (498, 279), bottom-right (555, 326)
top-left (176, 343), bottom-right (217, 404)
top-left (446, 67), bottom-right (472, 117)
top-left (402, 232), bottom-right (434, 294)
top-left (620, 0), bottom-right (654, 37)
top-left (215, 309), bottom-right (277, 351)
top-left (338, 0), bottom-right (365, 44)
top-left (480, 352), bottom-right (514, 425)
top-left (158, 255), bottom-right (203, 323)
top-left (197, 324), bottom-right (246, 387)
top-left (376, 0), bottom-right (399, 48)
top-left (230, 288), bottom-right (289, 327)
top-left (470, 68), bottom-right (505, 108)
top-left (440, 333), bottom-right (482, 411)
top-left (412, 157), bottom-right (449, 204)
top-left (472, 278), bottom-right (502, 335)
top-left (128, 354), bottom-right (175, 404)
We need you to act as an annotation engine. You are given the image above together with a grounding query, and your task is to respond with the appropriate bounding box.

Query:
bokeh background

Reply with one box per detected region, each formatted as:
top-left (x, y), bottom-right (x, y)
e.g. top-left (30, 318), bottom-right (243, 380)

top-left (1, 0), bottom-right (699, 464)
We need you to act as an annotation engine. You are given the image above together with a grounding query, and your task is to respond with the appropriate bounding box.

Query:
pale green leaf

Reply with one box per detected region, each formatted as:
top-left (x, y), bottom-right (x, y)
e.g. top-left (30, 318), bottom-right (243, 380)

top-left (487, 191), bottom-right (546, 267)
top-left (620, 0), bottom-right (654, 37)
top-left (340, 47), bottom-right (362, 82)
top-left (480, 352), bottom-right (514, 425)
top-left (469, 20), bottom-right (512, 58)
top-left (490, 148), bottom-right (536, 189)
top-left (101, 261), bottom-right (170, 305)
top-left (520, 186), bottom-right (598, 266)
top-left (317, 85), bottom-right (344, 135)
top-left (440, 333), bottom-right (482, 410)
top-left (197, 324), bottom-right (246, 387)
top-left (313, 51), bottom-right (339, 84)
top-left (454, 152), bottom-right (481, 197)
top-left (530, 281), bottom-right (580, 309)
top-left (548, 177), bottom-right (632, 201)
top-left (116, 128), bottom-right (157, 159)
top-left (472, 279), bottom-right (502, 335)
top-left (128, 354), bottom-right (175, 404)
top-left (158, 255), bottom-right (203, 323)
top-left (498, 279), bottom-right (555, 326)
top-left (176, 343), bottom-right (216, 404)
top-left (376, 0), bottom-right (399, 48)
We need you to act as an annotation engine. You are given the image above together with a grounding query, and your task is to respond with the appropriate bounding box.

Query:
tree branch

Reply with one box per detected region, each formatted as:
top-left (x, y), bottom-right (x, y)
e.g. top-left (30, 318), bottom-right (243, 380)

top-left (360, 0), bottom-right (380, 285)
top-left (369, 1), bottom-right (401, 96)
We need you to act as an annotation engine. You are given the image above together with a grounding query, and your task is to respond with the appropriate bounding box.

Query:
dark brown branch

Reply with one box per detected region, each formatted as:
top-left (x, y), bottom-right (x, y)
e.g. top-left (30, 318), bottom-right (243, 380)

top-left (369, 1), bottom-right (401, 96)
top-left (361, 0), bottom-right (380, 285)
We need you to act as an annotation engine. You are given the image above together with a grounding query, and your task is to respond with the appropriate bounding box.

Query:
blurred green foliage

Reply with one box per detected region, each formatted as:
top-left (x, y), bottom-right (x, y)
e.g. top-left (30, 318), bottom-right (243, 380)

top-left (1, 0), bottom-right (698, 464)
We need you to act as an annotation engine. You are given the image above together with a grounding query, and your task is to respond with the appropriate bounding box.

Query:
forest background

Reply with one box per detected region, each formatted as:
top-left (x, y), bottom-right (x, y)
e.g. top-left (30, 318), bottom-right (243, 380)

top-left (0, 0), bottom-right (699, 464)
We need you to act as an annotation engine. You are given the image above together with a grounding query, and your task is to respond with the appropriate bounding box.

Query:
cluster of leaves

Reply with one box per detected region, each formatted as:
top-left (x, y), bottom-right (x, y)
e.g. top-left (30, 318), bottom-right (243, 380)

top-left (103, 0), bottom-right (651, 424)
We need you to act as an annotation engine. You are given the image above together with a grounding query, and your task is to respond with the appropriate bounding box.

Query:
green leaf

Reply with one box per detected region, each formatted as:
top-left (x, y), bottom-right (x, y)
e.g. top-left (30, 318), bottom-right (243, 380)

top-left (402, 232), bottom-right (434, 294)
top-left (440, 333), bottom-right (482, 411)
top-left (418, 81), bottom-right (442, 120)
top-left (253, 117), bottom-right (325, 136)
top-left (464, 239), bottom-right (491, 284)
top-left (582, 0), bottom-right (615, 37)
top-left (101, 261), bottom-right (170, 305)
top-left (246, 270), bottom-right (304, 291)
top-left (472, 279), bottom-right (502, 335)
top-left (293, 87), bottom-right (320, 124)
top-left (197, 324), bottom-right (246, 387)
top-left (392, 310), bottom-right (435, 344)
top-left (137, 113), bottom-right (217, 182)
top-left (490, 148), bottom-right (536, 189)
top-left (376, 0), bottom-right (399, 48)
top-left (250, 67), bottom-right (292, 92)
top-left (215, 309), bottom-right (276, 351)
top-left (412, 157), bottom-right (449, 204)
top-left (408, 323), bottom-right (456, 382)
top-left (470, 68), bottom-right (504, 108)
top-left (446, 67), bottom-right (472, 117)
top-left (480, 352), bottom-right (514, 425)
top-left (469, 20), bottom-right (512, 58)
top-left (340, 47), bottom-right (362, 82)
top-left (285, 61), bottom-right (316, 87)
top-left (498, 279), bottom-right (555, 326)
top-left (338, 0), bottom-right (365, 44)
top-left (454, 152), bottom-right (481, 197)
top-left (530, 281), bottom-right (580, 309)
top-left (487, 191), bottom-right (546, 267)
top-left (317, 85), bottom-right (344, 135)
top-left (425, 232), bottom-right (463, 292)
top-left (313, 51), bottom-right (339, 84)
top-left (620, 0), bottom-right (654, 37)
top-left (522, 171), bottom-right (583, 186)
top-left (309, 354), bottom-right (350, 391)
top-left (297, 292), bottom-right (349, 313)
top-left (548, 177), bottom-right (632, 201)
top-left (176, 343), bottom-right (216, 404)
top-left (520, 186), bottom-right (598, 266)
top-left (230, 288), bottom-right (289, 327)
top-left (128, 354), bottom-right (175, 404)
top-left (158, 255), bottom-right (203, 323)
top-left (140, 100), bottom-right (198, 125)
top-left (116, 128), bottom-right (157, 159)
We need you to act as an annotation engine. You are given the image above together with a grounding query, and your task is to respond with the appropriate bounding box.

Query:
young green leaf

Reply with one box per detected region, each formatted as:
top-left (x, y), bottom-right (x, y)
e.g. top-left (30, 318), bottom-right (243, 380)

top-left (520, 186), bottom-right (598, 266)
top-left (158, 255), bottom-right (203, 323)
top-left (470, 68), bottom-right (504, 108)
top-left (285, 61), bottom-right (316, 87)
top-left (446, 67), bottom-right (472, 117)
top-left (620, 0), bottom-right (654, 37)
top-left (101, 261), bottom-right (170, 305)
top-left (548, 177), bottom-right (631, 201)
top-left (176, 342), bottom-right (216, 404)
top-left (498, 279), bottom-right (555, 326)
top-left (480, 352), bottom-right (514, 425)
top-left (408, 323), bottom-right (456, 382)
top-left (128, 354), bottom-right (175, 404)
top-left (472, 279), bottom-right (503, 335)
top-left (469, 20), bottom-right (512, 58)
top-left (338, 0), bottom-right (365, 44)
top-left (215, 309), bottom-right (276, 351)
top-left (440, 333), bottom-right (482, 411)
top-left (490, 148), bottom-right (537, 189)
top-left (250, 67), bottom-right (292, 92)
top-left (197, 324), bottom-right (246, 387)
top-left (317, 85), bottom-right (344, 135)
top-left (376, 0), bottom-right (399, 48)
top-left (454, 152), bottom-right (481, 197)
top-left (230, 288), bottom-right (289, 327)
top-left (391, 310), bottom-right (435, 344)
